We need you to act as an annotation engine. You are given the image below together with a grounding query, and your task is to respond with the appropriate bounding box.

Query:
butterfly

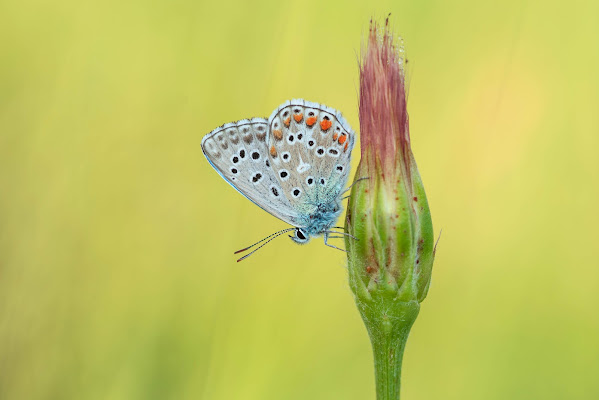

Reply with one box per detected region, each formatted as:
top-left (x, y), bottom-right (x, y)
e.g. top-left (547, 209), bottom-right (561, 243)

top-left (201, 99), bottom-right (357, 261)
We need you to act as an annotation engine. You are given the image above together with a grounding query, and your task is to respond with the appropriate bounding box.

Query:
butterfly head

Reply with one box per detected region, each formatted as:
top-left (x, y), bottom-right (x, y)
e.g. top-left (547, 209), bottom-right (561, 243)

top-left (289, 228), bottom-right (310, 244)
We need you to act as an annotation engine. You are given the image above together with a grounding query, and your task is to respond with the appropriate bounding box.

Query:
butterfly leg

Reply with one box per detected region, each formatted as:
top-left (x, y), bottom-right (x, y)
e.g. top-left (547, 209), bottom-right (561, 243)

top-left (331, 229), bottom-right (358, 240)
top-left (324, 233), bottom-right (346, 252)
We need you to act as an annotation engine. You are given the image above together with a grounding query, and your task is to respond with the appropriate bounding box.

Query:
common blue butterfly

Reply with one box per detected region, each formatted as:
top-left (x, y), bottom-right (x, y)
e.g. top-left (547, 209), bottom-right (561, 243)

top-left (201, 99), bottom-right (356, 261)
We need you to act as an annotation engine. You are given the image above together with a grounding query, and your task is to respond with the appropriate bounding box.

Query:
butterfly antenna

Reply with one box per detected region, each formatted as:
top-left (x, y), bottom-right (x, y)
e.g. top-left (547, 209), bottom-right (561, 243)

top-left (234, 228), bottom-right (295, 254)
top-left (236, 229), bottom-right (294, 262)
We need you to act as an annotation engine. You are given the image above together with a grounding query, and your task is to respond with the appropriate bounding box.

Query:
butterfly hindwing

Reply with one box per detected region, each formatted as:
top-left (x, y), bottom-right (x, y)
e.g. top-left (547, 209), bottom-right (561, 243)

top-left (201, 118), bottom-right (302, 226)
top-left (267, 99), bottom-right (355, 214)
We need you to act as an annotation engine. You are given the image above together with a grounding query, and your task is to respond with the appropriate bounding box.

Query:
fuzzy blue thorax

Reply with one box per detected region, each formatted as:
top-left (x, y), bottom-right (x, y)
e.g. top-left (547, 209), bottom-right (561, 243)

top-left (291, 200), bottom-right (343, 244)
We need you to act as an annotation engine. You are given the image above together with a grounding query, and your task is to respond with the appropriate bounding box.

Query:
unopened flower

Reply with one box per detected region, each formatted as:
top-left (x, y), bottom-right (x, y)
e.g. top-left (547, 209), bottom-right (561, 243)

top-left (345, 19), bottom-right (436, 399)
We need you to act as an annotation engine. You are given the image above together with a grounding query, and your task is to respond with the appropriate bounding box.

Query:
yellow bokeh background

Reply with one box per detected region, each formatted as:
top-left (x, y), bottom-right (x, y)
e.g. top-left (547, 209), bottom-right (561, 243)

top-left (1, 0), bottom-right (598, 399)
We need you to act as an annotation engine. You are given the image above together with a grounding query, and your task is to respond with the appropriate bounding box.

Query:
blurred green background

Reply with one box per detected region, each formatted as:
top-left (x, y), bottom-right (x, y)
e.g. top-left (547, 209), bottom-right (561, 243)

top-left (1, 0), bottom-right (598, 399)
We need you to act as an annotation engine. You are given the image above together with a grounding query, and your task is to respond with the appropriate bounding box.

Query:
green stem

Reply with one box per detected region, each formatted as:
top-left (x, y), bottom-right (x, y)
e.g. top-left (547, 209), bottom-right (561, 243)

top-left (357, 298), bottom-right (420, 400)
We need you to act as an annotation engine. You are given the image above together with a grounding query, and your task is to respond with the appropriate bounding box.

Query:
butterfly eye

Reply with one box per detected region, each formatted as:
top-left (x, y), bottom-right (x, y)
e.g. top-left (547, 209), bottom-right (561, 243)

top-left (296, 228), bottom-right (306, 240)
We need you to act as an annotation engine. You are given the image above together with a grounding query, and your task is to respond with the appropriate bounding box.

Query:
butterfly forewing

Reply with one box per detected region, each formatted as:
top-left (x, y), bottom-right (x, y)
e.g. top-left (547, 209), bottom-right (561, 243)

top-left (267, 100), bottom-right (355, 213)
top-left (201, 118), bottom-right (302, 226)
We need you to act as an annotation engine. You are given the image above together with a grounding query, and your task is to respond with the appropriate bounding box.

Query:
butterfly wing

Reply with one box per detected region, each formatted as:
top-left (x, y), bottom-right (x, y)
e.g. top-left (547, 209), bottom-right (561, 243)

top-left (201, 118), bottom-right (303, 226)
top-left (266, 99), bottom-right (355, 215)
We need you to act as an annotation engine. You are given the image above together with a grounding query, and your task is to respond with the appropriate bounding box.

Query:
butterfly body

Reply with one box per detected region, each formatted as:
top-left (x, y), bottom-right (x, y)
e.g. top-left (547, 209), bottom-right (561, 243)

top-left (290, 199), bottom-right (344, 244)
top-left (201, 99), bottom-right (355, 255)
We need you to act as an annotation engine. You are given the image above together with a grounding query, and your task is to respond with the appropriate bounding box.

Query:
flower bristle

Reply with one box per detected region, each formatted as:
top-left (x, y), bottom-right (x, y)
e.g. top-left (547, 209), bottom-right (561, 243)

top-left (359, 18), bottom-right (411, 185)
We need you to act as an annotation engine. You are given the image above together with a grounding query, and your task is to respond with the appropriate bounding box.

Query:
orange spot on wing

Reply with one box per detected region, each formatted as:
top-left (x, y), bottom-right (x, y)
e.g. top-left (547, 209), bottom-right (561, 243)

top-left (294, 113), bottom-right (303, 122)
top-left (306, 116), bottom-right (317, 127)
top-left (320, 119), bottom-right (332, 131)
top-left (333, 133), bottom-right (339, 141)
top-left (270, 146), bottom-right (277, 157)
top-left (284, 117), bottom-right (291, 127)
top-left (338, 134), bottom-right (347, 144)
top-left (273, 129), bottom-right (283, 140)
top-left (344, 142), bottom-right (349, 152)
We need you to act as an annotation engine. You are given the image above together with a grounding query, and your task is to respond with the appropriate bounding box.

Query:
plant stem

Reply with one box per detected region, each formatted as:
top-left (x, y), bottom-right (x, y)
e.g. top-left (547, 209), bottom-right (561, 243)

top-left (357, 298), bottom-right (420, 400)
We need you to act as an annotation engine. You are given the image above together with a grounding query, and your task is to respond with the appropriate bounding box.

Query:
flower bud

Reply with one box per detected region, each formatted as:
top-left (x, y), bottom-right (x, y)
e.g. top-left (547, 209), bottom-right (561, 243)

top-left (345, 19), bottom-right (436, 399)
top-left (345, 20), bottom-right (435, 322)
